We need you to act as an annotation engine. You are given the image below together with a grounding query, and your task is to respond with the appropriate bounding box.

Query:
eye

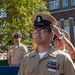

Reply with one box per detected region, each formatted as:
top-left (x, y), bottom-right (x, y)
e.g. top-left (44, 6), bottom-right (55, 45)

top-left (40, 29), bottom-right (45, 33)
top-left (33, 30), bottom-right (38, 33)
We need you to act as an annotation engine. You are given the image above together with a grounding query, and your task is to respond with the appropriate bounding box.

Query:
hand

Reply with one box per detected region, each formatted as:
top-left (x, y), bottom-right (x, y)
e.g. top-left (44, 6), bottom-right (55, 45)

top-left (50, 25), bottom-right (62, 37)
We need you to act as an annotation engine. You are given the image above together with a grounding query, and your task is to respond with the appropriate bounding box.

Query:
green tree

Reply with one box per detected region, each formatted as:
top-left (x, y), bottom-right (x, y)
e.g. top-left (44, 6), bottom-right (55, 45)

top-left (0, 0), bottom-right (50, 51)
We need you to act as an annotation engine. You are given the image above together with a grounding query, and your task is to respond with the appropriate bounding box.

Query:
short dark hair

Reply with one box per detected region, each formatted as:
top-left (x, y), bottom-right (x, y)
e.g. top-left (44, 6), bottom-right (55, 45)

top-left (53, 35), bottom-right (58, 40)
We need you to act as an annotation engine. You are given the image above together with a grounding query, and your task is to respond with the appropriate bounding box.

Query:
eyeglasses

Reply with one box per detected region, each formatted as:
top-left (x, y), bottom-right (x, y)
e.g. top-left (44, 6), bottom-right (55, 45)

top-left (32, 29), bottom-right (48, 34)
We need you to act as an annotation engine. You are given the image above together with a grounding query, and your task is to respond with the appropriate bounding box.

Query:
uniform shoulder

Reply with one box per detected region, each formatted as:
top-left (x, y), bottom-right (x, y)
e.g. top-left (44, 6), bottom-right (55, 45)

top-left (20, 44), bottom-right (28, 50)
top-left (22, 50), bottom-right (35, 63)
top-left (49, 46), bottom-right (68, 57)
top-left (20, 44), bottom-right (26, 48)
top-left (9, 45), bottom-right (14, 49)
top-left (49, 46), bottom-right (70, 58)
top-left (55, 50), bottom-right (71, 58)
top-left (24, 50), bottom-right (35, 57)
top-left (29, 50), bottom-right (35, 55)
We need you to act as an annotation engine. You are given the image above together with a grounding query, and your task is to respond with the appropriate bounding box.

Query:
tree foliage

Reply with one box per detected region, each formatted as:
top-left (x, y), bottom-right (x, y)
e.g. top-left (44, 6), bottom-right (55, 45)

top-left (0, 0), bottom-right (50, 51)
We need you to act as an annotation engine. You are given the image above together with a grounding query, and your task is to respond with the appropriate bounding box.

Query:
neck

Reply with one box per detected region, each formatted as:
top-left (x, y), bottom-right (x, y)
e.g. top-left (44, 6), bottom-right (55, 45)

top-left (37, 44), bottom-right (51, 53)
top-left (14, 43), bottom-right (21, 46)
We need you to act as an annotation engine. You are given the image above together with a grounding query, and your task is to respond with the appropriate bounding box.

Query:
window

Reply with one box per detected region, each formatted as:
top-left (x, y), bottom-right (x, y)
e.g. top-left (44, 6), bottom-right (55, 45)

top-left (49, 0), bottom-right (60, 10)
top-left (62, 0), bottom-right (68, 8)
top-left (73, 18), bottom-right (75, 45)
top-left (64, 20), bottom-right (70, 34)
top-left (71, 0), bottom-right (75, 6)
top-left (57, 21), bottom-right (61, 28)
top-left (73, 18), bottom-right (75, 26)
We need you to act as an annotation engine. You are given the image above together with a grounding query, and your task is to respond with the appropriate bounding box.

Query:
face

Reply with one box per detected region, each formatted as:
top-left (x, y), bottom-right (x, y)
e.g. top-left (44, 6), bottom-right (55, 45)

top-left (32, 28), bottom-right (53, 45)
top-left (13, 38), bottom-right (21, 44)
top-left (54, 37), bottom-right (65, 50)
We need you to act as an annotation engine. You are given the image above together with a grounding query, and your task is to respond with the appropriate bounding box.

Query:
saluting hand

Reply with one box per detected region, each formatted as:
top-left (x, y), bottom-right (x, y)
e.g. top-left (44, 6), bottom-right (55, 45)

top-left (50, 25), bottom-right (62, 37)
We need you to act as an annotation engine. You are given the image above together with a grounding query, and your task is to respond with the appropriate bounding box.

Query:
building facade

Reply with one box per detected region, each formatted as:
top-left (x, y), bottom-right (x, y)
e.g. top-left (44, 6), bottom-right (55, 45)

top-left (45, 0), bottom-right (75, 46)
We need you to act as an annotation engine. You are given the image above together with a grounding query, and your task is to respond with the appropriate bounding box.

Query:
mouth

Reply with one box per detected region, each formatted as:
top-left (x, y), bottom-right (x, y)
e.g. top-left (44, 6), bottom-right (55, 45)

top-left (56, 42), bottom-right (61, 46)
